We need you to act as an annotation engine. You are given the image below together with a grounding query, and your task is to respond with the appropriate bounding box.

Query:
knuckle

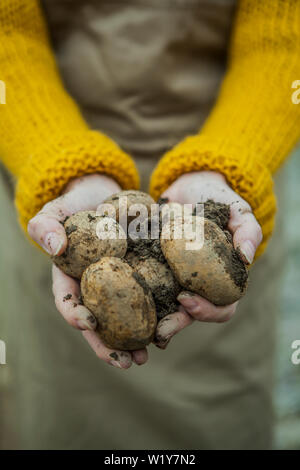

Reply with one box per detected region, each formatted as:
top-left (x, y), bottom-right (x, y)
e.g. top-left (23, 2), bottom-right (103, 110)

top-left (54, 295), bottom-right (71, 318)
top-left (243, 201), bottom-right (252, 213)
top-left (43, 199), bottom-right (65, 219)
top-left (27, 217), bottom-right (39, 236)
top-left (255, 223), bottom-right (263, 244)
top-left (43, 200), bottom-right (56, 212)
top-left (231, 199), bottom-right (251, 217)
top-left (195, 309), bottom-right (212, 322)
top-left (96, 349), bottom-right (105, 360)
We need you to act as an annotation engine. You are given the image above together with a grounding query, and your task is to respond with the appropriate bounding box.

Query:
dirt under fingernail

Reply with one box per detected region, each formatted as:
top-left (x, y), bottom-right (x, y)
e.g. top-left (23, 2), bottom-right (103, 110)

top-left (109, 352), bottom-right (119, 361)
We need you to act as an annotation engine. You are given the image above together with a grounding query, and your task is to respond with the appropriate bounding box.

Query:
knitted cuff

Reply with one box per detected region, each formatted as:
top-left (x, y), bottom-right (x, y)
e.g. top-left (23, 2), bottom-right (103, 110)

top-left (150, 135), bottom-right (276, 257)
top-left (16, 130), bottom-right (139, 231)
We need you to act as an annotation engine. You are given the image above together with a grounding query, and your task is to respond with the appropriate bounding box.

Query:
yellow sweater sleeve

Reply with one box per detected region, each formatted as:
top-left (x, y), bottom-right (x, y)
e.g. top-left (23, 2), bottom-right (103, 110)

top-left (150, 0), bottom-right (300, 257)
top-left (0, 0), bottom-right (139, 231)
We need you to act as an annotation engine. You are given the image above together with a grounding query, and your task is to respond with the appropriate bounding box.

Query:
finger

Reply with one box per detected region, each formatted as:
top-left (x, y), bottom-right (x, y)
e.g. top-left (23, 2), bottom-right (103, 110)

top-left (52, 264), bottom-right (97, 331)
top-left (82, 330), bottom-right (132, 369)
top-left (160, 184), bottom-right (179, 204)
top-left (229, 205), bottom-right (263, 264)
top-left (155, 307), bottom-right (194, 349)
top-left (27, 201), bottom-right (71, 255)
top-left (177, 292), bottom-right (238, 323)
top-left (132, 348), bottom-right (148, 366)
top-left (27, 174), bottom-right (120, 256)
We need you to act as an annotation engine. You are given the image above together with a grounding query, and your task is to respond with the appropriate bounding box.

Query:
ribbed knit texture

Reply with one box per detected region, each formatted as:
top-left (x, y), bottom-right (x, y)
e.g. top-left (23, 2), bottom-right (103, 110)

top-left (0, 0), bottom-right (139, 231)
top-left (0, 1), bottom-right (299, 257)
top-left (150, 0), bottom-right (300, 257)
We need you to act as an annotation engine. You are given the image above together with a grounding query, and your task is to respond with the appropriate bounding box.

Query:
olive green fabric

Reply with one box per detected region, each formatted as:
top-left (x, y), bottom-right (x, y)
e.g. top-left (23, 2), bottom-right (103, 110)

top-left (0, 0), bottom-right (287, 449)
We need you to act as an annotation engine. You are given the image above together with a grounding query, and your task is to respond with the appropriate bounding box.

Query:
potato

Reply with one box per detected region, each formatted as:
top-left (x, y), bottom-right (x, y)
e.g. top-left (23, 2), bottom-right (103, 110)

top-left (100, 190), bottom-right (155, 229)
top-left (52, 211), bottom-right (127, 279)
top-left (160, 216), bottom-right (248, 306)
top-left (81, 257), bottom-right (157, 350)
top-left (126, 252), bottom-right (181, 318)
top-left (159, 201), bottom-right (184, 225)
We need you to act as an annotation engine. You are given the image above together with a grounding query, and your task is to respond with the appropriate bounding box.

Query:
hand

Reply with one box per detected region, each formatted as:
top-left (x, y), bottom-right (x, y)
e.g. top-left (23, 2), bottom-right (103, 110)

top-left (28, 173), bottom-right (148, 369)
top-left (155, 171), bottom-right (263, 349)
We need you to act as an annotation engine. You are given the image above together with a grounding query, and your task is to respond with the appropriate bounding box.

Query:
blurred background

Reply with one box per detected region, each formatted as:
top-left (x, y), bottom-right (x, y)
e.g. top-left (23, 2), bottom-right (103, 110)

top-left (274, 147), bottom-right (300, 449)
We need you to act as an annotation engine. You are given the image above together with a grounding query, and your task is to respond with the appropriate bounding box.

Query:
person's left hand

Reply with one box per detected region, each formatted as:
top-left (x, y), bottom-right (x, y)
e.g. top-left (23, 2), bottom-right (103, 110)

top-left (154, 170), bottom-right (263, 349)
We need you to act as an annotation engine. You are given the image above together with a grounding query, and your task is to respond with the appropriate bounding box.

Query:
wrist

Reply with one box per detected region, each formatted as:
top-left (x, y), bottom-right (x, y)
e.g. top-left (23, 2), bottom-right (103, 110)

top-left (64, 173), bottom-right (121, 194)
top-left (176, 171), bottom-right (227, 186)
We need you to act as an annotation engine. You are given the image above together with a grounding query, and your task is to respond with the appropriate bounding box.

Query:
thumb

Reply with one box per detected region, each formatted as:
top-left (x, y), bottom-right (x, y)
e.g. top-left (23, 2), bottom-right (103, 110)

top-left (27, 199), bottom-right (70, 256)
top-left (27, 174), bottom-right (121, 256)
top-left (229, 207), bottom-right (263, 265)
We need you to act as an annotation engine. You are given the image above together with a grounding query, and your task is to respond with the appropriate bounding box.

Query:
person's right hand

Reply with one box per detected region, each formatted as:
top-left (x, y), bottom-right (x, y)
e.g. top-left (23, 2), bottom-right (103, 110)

top-left (28, 173), bottom-right (148, 369)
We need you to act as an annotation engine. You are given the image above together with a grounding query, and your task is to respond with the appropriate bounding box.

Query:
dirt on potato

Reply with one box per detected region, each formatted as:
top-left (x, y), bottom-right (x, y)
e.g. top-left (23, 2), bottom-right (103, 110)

top-left (126, 231), bottom-right (181, 318)
top-left (192, 199), bottom-right (248, 291)
top-left (81, 257), bottom-right (157, 350)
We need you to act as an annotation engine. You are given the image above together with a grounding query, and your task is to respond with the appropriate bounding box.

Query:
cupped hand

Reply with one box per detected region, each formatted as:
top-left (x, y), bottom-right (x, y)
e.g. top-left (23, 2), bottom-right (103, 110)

top-left (155, 171), bottom-right (263, 349)
top-left (28, 173), bottom-right (148, 368)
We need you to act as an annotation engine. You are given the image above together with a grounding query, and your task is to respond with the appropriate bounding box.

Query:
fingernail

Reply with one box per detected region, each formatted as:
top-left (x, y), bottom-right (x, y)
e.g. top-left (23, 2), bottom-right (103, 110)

top-left (239, 240), bottom-right (255, 265)
top-left (156, 315), bottom-right (173, 335)
top-left (155, 319), bottom-right (175, 347)
top-left (155, 336), bottom-right (171, 350)
top-left (43, 232), bottom-right (64, 256)
top-left (177, 293), bottom-right (198, 309)
top-left (109, 352), bottom-right (124, 369)
top-left (110, 360), bottom-right (123, 369)
top-left (76, 315), bottom-right (96, 331)
top-left (177, 291), bottom-right (196, 300)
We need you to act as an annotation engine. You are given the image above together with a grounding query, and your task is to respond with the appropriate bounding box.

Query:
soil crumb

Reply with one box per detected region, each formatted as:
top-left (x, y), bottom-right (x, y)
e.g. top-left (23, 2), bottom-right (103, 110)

top-left (63, 293), bottom-right (72, 302)
top-left (132, 271), bottom-right (151, 296)
top-left (127, 234), bottom-right (180, 318)
top-left (193, 199), bottom-right (230, 230)
top-left (127, 235), bottom-right (166, 265)
top-left (150, 281), bottom-right (181, 319)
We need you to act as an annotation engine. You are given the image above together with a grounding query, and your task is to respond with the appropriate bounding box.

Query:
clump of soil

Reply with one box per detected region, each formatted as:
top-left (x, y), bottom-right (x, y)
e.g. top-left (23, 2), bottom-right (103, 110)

top-left (201, 200), bottom-right (230, 230)
top-left (126, 234), bottom-right (181, 318)
top-left (127, 235), bottom-right (165, 264)
top-left (151, 280), bottom-right (181, 319)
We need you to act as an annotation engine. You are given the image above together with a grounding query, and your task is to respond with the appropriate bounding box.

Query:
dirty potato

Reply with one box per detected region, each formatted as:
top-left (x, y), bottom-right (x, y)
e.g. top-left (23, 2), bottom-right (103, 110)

top-left (100, 190), bottom-right (155, 229)
top-left (126, 253), bottom-right (180, 318)
top-left (160, 201), bottom-right (184, 226)
top-left (52, 211), bottom-right (127, 279)
top-left (81, 257), bottom-right (157, 350)
top-left (160, 216), bottom-right (248, 306)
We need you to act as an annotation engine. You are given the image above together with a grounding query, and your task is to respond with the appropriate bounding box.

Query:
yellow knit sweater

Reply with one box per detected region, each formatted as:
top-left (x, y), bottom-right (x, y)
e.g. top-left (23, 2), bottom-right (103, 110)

top-left (0, 0), bottom-right (299, 257)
